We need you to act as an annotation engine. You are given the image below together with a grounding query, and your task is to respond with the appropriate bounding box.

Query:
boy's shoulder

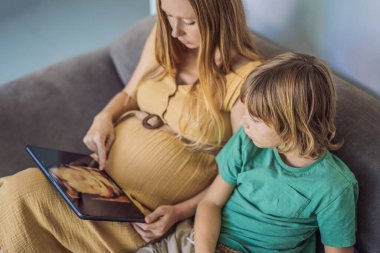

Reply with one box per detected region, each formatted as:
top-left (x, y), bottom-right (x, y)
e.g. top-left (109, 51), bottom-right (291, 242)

top-left (320, 152), bottom-right (357, 186)
top-left (313, 152), bottom-right (358, 206)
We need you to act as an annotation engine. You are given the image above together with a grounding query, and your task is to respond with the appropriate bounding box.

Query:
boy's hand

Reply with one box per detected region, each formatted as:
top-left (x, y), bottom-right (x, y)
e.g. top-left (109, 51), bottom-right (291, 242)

top-left (324, 246), bottom-right (354, 253)
top-left (132, 205), bottom-right (180, 242)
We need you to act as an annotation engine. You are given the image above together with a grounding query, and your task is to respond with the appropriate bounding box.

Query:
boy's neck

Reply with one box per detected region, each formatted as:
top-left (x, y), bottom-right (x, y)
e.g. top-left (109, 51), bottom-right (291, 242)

top-left (280, 151), bottom-right (316, 168)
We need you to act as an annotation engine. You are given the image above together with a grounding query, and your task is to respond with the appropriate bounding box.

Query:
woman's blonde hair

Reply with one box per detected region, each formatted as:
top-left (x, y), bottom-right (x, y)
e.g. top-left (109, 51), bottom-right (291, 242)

top-left (155, 0), bottom-right (260, 149)
top-left (241, 52), bottom-right (341, 159)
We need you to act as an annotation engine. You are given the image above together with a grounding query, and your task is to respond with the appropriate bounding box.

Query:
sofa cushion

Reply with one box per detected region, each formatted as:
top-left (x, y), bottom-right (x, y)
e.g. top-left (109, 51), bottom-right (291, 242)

top-left (109, 16), bottom-right (156, 85)
top-left (0, 48), bottom-right (124, 176)
top-left (332, 74), bottom-right (380, 253)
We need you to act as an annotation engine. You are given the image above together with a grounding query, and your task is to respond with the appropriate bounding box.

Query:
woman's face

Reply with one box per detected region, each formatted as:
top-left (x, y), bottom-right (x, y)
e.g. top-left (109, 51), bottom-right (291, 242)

top-left (161, 0), bottom-right (201, 49)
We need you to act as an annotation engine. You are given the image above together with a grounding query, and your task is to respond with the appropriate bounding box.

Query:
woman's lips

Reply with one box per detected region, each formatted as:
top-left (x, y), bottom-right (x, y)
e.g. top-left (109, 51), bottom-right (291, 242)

top-left (179, 39), bottom-right (190, 45)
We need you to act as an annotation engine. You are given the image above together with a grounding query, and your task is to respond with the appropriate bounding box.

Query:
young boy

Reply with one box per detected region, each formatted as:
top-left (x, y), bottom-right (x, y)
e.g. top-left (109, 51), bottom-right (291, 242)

top-left (195, 52), bottom-right (358, 253)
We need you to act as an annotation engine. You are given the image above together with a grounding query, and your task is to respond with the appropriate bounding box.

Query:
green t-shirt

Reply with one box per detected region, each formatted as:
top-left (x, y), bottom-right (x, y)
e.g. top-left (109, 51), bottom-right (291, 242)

top-left (216, 128), bottom-right (358, 253)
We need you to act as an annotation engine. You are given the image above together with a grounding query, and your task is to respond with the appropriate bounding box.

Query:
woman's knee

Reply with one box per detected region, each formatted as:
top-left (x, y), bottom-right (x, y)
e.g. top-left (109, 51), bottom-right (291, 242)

top-left (0, 167), bottom-right (50, 198)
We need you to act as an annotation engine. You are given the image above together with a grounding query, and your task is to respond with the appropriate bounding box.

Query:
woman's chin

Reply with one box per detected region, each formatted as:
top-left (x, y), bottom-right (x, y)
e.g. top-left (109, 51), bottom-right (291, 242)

top-left (182, 42), bottom-right (198, 49)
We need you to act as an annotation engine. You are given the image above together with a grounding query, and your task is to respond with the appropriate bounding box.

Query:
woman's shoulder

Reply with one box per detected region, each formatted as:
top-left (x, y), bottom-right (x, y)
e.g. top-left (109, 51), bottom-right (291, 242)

top-left (221, 57), bottom-right (261, 111)
top-left (224, 56), bottom-right (261, 86)
top-left (229, 55), bottom-right (261, 78)
top-left (230, 55), bottom-right (251, 70)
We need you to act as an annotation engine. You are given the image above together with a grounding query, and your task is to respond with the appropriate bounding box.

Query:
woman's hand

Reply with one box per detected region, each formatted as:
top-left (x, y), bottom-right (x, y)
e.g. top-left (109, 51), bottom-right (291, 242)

top-left (132, 205), bottom-right (180, 242)
top-left (83, 112), bottom-right (115, 170)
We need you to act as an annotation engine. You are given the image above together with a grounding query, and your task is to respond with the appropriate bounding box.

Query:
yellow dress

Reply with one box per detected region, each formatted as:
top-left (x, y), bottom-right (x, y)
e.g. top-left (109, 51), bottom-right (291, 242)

top-left (0, 61), bottom-right (260, 253)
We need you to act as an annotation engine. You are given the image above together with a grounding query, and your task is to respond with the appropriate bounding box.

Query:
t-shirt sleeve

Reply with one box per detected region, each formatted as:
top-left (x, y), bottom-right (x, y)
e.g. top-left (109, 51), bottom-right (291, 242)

top-left (216, 128), bottom-right (245, 186)
top-left (222, 61), bottom-right (261, 112)
top-left (222, 77), bottom-right (246, 112)
top-left (317, 181), bottom-right (359, 247)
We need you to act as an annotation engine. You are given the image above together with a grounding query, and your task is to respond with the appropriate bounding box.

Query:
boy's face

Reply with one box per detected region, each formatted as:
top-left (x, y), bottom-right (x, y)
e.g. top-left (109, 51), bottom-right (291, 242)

top-left (241, 109), bottom-right (282, 148)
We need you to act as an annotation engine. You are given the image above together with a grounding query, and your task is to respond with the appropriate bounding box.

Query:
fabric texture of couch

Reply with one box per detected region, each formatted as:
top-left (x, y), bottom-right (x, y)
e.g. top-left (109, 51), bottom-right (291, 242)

top-left (0, 16), bottom-right (379, 253)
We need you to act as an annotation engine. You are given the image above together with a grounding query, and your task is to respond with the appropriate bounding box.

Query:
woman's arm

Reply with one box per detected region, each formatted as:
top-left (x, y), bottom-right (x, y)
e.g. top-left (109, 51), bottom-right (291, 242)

top-left (84, 24), bottom-right (158, 168)
top-left (132, 186), bottom-right (209, 242)
top-left (324, 246), bottom-right (354, 253)
top-left (194, 175), bottom-right (235, 253)
top-left (95, 22), bottom-right (158, 122)
top-left (132, 158), bottom-right (236, 244)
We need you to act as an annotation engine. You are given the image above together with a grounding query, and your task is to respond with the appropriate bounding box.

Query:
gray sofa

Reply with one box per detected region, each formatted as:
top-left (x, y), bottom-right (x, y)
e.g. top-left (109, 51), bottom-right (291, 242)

top-left (0, 16), bottom-right (379, 253)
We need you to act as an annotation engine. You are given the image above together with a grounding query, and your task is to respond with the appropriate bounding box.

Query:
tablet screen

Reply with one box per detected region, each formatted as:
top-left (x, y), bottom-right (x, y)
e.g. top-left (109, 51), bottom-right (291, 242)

top-left (26, 145), bottom-right (145, 222)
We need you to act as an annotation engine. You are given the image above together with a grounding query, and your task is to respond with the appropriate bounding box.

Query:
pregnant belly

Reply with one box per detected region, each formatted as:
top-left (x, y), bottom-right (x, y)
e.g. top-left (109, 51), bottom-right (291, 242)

top-left (105, 117), bottom-right (217, 211)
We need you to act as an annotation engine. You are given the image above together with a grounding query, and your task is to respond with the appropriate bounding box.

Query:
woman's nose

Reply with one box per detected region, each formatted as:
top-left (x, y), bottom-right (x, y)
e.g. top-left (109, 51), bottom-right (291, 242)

top-left (171, 20), bottom-right (183, 38)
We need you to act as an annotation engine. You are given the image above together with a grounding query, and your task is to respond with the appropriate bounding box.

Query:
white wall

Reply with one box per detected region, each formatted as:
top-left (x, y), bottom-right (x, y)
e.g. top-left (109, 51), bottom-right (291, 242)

top-left (149, 0), bottom-right (156, 15)
top-left (0, 0), bottom-right (150, 84)
top-left (0, 0), bottom-right (36, 20)
top-left (244, 0), bottom-right (380, 98)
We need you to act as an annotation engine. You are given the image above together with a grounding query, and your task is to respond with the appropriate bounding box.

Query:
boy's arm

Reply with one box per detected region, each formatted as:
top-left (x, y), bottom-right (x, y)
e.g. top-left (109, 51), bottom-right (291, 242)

top-left (324, 246), bottom-right (354, 253)
top-left (194, 175), bottom-right (235, 253)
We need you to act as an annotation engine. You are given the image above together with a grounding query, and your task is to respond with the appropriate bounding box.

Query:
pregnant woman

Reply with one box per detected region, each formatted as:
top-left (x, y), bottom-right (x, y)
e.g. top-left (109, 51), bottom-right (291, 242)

top-left (0, 0), bottom-right (261, 251)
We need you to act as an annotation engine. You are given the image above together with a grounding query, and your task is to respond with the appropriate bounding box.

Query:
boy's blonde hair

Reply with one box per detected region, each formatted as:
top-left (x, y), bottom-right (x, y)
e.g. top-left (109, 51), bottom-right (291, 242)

top-left (241, 52), bottom-right (341, 159)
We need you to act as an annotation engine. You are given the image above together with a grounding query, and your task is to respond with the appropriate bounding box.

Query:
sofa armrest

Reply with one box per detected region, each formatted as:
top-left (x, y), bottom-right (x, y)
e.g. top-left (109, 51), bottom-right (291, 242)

top-left (0, 48), bottom-right (124, 176)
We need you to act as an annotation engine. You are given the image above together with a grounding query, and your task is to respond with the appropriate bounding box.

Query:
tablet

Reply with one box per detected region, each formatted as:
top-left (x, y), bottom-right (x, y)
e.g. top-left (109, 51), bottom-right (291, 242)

top-left (26, 145), bottom-right (145, 222)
